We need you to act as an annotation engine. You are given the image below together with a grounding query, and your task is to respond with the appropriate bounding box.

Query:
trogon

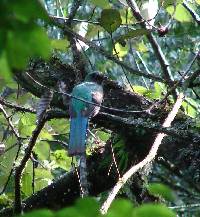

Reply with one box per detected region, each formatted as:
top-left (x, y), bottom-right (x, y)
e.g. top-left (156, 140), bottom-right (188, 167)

top-left (68, 72), bottom-right (103, 156)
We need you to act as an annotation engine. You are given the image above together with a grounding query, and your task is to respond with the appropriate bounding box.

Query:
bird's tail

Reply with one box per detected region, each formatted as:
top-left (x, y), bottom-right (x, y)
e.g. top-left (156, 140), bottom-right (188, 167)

top-left (68, 113), bottom-right (88, 156)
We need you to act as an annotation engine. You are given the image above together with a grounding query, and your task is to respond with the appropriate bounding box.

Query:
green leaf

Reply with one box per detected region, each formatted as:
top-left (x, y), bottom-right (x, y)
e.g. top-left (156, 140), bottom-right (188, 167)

top-left (11, 0), bottom-right (49, 23)
top-left (117, 29), bottom-right (149, 44)
top-left (133, 204), bottom-right (176, 217)
top-left (135, 42), bottom-right (148, 53)
top-left (0, 51), bottom-right (12, 83)
top-left (75, 197), bottom-right (100, 217)
top-left (166, 4), bottom-right (192, 22)
top-left (163, 0), bottom-right (183, 8)
top-left (89, 0), bottom-right (110, 9)
top-left (96, 131), bottom-right (111, 142)
top-left (21, 161), bottom-right (33, 196)
top-left (17, 209), bottom-right (54, 217)
top-left (132, 85), bottom-right (148, 95)
top-left (182, 98), bottom-right (198, 118)
top-left (34, 168), bottom-right (53, 192)
top-left (100, 9), bottom-right (122, 33)
top-left (22, 172), bottom-right (33, 196)
top-left (18, 114), bottom-right (36, 136)
top-left (56, 207), bottom-right (82, 217)
top-left (113, 43), bottom-right (128, 58)
top-left (50, 149), bottom-right (71, 171)
top-left (51, 39), bottom-right (69, 51)
top-left (147, 183), bottom-right (175, 202)
top-left (34, 141), bottom-right (50, 160)
top-left (108, 199), bottom-right (133, 217)
top-left (0, 194), bottom-right (12, 206)
top-left (6, 26), bottom-right (50, 69)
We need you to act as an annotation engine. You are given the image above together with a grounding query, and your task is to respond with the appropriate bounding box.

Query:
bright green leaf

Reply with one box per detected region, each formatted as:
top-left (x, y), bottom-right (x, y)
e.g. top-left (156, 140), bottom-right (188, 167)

top-left (166, 4), bottom-right (192, 22)
top-left (135, 42), bottom-right (148, 53)
top-left (0, 51), bottom-right (12, 83)
top-left (133, 85), bottom-right (148, 95)
top-left (133, 204), bottom-right (176, 217)
top-left (51, 39), bottom-right (69, 51)
top-left (34, 141), bottom-right (50, 160)
top-left (147, 183), bottom-right (175, 202)
top-left (50, 149), bottom-right (70, 171)
top-left (18, 209), bottom-right (54, 217)
top-left (75, 197), bottom-right (100, 217)
top-left (182, 98), bottom-right (198, 118)
top-left (113, 43), bottom-right (128, 58)
top-left (56, 207), bottom-right (82, 217)
top-left (108, 199), bottom-right (133, 217)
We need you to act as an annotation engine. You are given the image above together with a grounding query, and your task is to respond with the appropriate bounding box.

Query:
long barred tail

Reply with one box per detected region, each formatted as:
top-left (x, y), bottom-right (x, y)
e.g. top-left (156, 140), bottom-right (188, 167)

top-left (68, 113), bottom-right (88, 156)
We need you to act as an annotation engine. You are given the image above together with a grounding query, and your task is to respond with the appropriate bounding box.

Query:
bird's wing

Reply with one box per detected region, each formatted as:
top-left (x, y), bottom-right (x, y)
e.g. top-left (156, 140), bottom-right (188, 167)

top-left (83, 90), bottom-right (103, 118)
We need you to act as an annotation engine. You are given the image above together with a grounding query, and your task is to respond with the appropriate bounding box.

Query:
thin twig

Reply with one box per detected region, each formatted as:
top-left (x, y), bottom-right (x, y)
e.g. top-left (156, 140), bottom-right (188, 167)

top-left (0, 103), bottom-right (20, 139)
top-left (50, 16), bottom-right (164, 83)
top-left (126, 0), bottom-right (177, 98)
top-left (0, 97), bottom-right (35, 114)
top-left (14, 115), bottom-right (47, 214)
top-left (100, 93), bottom-right (184, 214)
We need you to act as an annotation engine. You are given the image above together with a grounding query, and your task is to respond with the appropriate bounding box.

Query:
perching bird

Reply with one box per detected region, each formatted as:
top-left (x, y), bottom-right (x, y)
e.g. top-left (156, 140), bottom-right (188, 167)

top-left (68, 72), bottom-right (103, 156)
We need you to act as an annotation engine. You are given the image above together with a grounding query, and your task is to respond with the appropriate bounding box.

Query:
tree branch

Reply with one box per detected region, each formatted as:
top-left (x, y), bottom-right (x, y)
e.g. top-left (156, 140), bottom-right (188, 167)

top-left (100, 93), bottom-right (184, 214)
top-left (14, 115), bottom-right (47, 214)
top-left (51, 17), bottom-right (164, 83)
top-left (182, 1), bottom-right (200, 25)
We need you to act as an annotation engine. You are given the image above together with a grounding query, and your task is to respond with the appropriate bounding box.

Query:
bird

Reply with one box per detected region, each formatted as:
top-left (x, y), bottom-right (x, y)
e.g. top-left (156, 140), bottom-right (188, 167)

top-left (68, 72), bottom-right (103, 156)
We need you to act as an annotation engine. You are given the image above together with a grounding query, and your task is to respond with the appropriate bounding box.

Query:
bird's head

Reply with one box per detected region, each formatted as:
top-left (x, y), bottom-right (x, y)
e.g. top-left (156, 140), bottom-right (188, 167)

top-left (84, 71), bottom-right (104, 85)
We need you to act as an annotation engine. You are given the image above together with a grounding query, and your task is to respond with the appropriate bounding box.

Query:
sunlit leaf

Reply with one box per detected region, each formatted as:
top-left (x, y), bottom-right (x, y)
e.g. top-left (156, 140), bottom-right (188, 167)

top-left (113, 43), bottom-right (128, 58)
top-left (34, 141), bottom-right (50, 160)
top-left (182, 98), bottom-right (198, 118)
top-left (133, 85), bottom-right (148, 95)
top-left (135, 42), bottom-right (148, 53)
top-left (166, 4), bottom-right (192, 22)
top-left (50, 149), bottom-right (70, 171)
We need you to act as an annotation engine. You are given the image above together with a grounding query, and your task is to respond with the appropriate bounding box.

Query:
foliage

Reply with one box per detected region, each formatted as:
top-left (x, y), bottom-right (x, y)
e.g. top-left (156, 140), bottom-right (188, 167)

top-left (0, 0), bottom-right (200, 216)
top-left (0, 0), bottom-right (51, 83)
top-left (15, 197), bottom-right (176, 217)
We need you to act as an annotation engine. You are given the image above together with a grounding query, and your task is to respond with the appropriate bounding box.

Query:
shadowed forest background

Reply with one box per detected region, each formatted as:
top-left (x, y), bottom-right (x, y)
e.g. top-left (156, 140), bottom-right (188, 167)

top-left (0, 0), bottom-right (200, 216)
